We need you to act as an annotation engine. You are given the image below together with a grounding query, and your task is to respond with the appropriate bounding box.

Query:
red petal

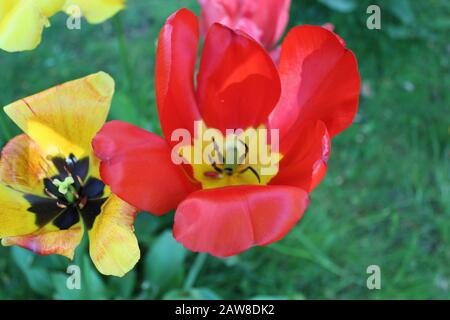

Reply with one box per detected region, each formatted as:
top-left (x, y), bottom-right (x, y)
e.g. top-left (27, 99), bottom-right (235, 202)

top-left (92, 120), bottom-right (198, 215)
top-left (197, 23), bottom-right (281, 132)
top-left (270, 25), bottom-right (360, 138)
top-left (156, 9), bottom-right (201, 141)
top-left (253, 0), bottom-right (291, 49)
top-left (173, 185), bottom-right (309, 257)
top-left (270, 121), bottom-right (330, 191)
top-left (321, 23), bottom-right (346, 46)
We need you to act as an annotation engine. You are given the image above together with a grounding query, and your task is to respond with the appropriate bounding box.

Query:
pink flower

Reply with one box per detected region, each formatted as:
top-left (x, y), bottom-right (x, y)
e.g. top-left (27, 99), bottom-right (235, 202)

top-left (199, 0), bottom-right (291, 52)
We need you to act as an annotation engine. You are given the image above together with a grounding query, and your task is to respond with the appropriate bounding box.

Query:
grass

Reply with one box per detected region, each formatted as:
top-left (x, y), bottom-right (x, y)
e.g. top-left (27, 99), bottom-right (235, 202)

top-left (0, 0), bottom-right (448, 299)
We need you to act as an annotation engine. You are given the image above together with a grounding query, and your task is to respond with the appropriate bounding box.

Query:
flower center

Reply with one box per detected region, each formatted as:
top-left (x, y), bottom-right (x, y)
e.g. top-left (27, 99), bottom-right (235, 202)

top-left (42, 154), bottom-right (105, 211)
top-left (178, 123), bottom-right (282, 190)
top-left (52, 176), bottom-right (77, 203)
top-left (22, 154), bottom-right (108, 231)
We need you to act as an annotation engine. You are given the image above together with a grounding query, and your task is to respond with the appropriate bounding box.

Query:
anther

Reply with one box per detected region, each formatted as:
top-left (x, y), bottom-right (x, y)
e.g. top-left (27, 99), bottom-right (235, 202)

top-left (79, 197), bottom-right (88, 210)
top-left (45, 188), bottom-right (58, 199)
top-left (56, 201), bottom-right (67, 209)
top-left (76, 175), bottom-right (84, 187)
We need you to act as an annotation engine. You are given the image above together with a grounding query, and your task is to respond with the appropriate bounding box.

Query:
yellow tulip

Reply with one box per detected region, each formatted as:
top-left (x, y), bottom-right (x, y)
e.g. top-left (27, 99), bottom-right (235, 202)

top-left (36, 0), bottom-right (66, 17)
top-left (0, 0), bottom-right (125, 52)
top-left (64, 0), bottom-right (126, 24)
top-left (0, 0), bottom-right (64, 52)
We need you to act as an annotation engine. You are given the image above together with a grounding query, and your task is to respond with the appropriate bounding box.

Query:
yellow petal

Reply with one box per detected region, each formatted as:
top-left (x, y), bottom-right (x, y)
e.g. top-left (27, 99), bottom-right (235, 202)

top-left (35, 0), bottom-right (65, 17)
top-left (2, 223), bottom-right (83, 259)
top-left (0, 183), bottom-right (37, 238)
top-left (0, 0), bottom-right (47, 52)
top-left (64, 0), bottom-right (126, 24)
top-left (3, 72), bottom-right (114, 160)
top-left (88, 195), bottom-right (140, 277)
top-left (0, 134), bottom-right (56, 195)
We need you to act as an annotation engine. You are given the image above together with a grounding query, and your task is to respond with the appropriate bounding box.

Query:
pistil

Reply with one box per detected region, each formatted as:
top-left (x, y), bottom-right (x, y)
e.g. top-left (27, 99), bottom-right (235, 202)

top-left (52, 177), bottom-right (78, 204)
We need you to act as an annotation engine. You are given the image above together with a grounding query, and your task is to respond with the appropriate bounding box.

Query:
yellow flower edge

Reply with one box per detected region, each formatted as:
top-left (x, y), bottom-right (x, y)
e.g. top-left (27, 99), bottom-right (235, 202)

top-left (64, 0), bottom-right (126, 24)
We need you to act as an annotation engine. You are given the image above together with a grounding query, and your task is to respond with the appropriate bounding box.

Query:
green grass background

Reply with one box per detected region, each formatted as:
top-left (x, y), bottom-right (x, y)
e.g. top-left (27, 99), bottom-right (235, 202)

top-left (0, 0), bottom-right (448, 299)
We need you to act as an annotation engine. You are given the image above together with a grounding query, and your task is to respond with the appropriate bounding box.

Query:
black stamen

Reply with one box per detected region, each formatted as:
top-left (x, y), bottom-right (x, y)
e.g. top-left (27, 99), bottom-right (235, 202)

top-left (211, 137), bottom-right (224, 164)
top-left (239, 166), bottom-right (261, 183)
top-left (224, 167), bottom-right (233, 176)
top-left (238, 140), bottom-right (249, 164)
top-left (211, 161), bottom-right (223, 174)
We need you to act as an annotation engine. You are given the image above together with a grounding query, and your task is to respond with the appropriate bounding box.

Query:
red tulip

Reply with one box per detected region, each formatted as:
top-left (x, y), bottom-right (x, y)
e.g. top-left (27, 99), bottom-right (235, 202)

top-left (199, 0), bottom-right (291, 52)
top-left (93, 9), bottom-right (360, 257)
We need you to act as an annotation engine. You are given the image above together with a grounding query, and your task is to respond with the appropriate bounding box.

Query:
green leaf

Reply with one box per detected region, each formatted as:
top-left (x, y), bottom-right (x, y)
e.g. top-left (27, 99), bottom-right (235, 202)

top-left (189, 288), bottom-right (222, 300)
top-left (82, 256), bottom-right (108, 299)
top-left (250, 295), bottom-right (289, 300)
top-left (24, 268), bottom-right (54, 296)
top-left (134, 213), bottom-right (161, 246)
top-left (53, 257), bottom-right (108, 299)
top-left (318, 0), bottom-right (357, 13)
top-left (11, 247), bottom-right (53, 296)
top-left (11, 247), bottom-right (34, 273)
top-left (162, 289), bottom-right (190, 300)
top-left (145, 230), bottom-right (187, 294)
top-left (163, 288), bottom-right (222, 300)
top-left (109, 91), bottom-right (142, 126)
top-left (386, 0), bottom-right (415, 25)
top-left (52, 273), bottom-right (84, 300)
top-left (108, 270), bottom-right (137, 299)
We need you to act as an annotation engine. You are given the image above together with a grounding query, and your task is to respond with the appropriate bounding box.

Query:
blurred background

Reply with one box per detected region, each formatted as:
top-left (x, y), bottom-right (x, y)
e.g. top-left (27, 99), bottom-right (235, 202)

top-left (0, 0), bottom-right (448, 299)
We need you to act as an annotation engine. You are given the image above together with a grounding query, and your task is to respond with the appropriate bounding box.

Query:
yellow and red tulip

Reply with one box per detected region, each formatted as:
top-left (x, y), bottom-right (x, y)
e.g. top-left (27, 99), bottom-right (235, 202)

top-left (92, 9), bottom-right (361, 257)
top-left (0, 72), bottom-right (140, 277)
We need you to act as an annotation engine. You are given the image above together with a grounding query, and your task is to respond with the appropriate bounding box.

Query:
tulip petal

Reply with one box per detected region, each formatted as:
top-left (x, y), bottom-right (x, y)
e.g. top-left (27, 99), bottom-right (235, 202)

top-left (174, 185), bottom-right (309, 257)
top-left (156, 8), bottom-right (201, 140)
top-left (2, 224), bottom-right (83, 260)
top-left (93, 120), bottom-right (198, 215)
top-left (197, 23), bottom-right (281, 133)
top-left (199, 0), bottom-right (230, 37)
top-left (198, 0), bottom-right (290, 50)
top-left (252, 0), bottom-right (291, 49)
top-left (64, 0), bottom-right (125, 24)
top-left (88, 195), bottom-right (139, 277)
top-left (199, 0), bottom-right (262, 44)
top-left (270, 25), bottom-right (360, 138)
top-left (0, 134), bottom-right (53, 195)
top-left (0, 184), bottom-right (39, 238)
top-left (36, 0), bottom-right (65, 17)
top-left (3, 72), bottom-right (114, 159)
top-left (270, 121), bottom-right (330, 191)
top-left (0, 0), bottom-right (47, 52)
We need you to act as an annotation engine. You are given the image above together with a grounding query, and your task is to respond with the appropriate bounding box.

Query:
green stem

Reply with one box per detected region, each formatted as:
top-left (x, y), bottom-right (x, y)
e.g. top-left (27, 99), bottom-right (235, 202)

top-left (184, 253), bottom-right (208, 291)
top-left (113, 14), bottom-right (134, 92)
top-left (0, 113), bottom-right (13, 143)
top-left (74, 227), bottom-right (89, 265)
